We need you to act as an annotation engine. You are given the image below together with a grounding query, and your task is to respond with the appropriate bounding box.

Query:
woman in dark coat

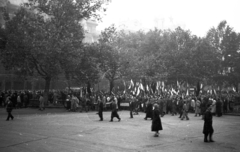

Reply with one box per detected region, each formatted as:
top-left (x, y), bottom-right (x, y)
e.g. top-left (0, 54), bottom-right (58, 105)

top-left (152, 104), bottom-right (163, 137)
top-left (203, 104), bottom-right (214, 142)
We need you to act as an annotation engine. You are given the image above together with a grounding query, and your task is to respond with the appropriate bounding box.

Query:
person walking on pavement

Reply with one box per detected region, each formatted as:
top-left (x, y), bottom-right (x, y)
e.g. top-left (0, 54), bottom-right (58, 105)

top-left (178, 97), bottom-right (184, 118)
top-left (98, 96), bottom-right (104, 121)
top-left (151, 104), bottom-right (163, 137)
top-left (110, 96), bottom-right (121, 122)
top-left (129, 95), bottom-right (134, 118)
top-left (144, 97), bottom-right (153, 120)
top-left (203, 103), bottom-right (215, 142)
top-left (6, 98), bottom-right (14, 121)
top-left (181, 101), bottom-right (189, 120)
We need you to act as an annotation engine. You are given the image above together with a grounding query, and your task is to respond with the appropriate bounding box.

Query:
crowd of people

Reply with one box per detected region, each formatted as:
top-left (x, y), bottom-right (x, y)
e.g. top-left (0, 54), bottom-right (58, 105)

top-left (64, 91), bottom-right (240, 139)
top-left (1, 89), bottom-right (240, 140)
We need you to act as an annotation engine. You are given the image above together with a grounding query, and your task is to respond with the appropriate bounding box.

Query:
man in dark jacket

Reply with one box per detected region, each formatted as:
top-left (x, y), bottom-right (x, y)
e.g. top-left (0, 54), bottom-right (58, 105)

top-left (203, 103), bottom-right (214, 142)
top-left (6, 98), bottom-right (14, 121)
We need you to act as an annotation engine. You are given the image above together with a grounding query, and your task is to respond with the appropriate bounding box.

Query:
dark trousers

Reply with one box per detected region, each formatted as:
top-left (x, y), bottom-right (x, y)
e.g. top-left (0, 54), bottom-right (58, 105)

top-left (111, 110), bottom-right (120, 121)
top-left (130, 110), bottom-right (133, 118)
top-left (179, 110), bottom-right (183, 118)
top-left (99, 111), bottom-right (103, 120)
top-left (67, 102), bottom-right (71, 110)
top-left (7, 112), bottom-right (14, 120)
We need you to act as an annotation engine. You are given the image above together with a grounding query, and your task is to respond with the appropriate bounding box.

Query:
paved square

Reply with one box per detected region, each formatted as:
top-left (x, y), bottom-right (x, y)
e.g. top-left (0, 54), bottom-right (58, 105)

top-left (0, 108), bottom-right (239, 152)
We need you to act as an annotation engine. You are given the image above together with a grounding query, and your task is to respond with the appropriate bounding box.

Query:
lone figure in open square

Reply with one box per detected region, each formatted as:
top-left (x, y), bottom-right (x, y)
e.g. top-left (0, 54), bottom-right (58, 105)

top-left (203, 103), bottom-right (214, 142)
top-left (151, 104), bottom-right (163, 137)
top-left (6, 97), bottom-right (14, 121)
top-left (110, 96), bottom-right (121, 122)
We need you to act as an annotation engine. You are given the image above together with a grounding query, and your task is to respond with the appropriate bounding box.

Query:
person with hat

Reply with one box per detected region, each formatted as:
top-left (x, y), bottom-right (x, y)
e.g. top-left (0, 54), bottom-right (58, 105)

top-left (203, 103), bottom-right (214, 142)
top-left (151, 104), bottom-right (163, 137)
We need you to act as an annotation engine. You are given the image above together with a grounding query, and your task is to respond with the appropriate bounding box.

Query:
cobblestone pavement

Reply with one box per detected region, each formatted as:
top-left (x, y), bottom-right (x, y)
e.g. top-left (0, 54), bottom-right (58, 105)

top-left (0, 108), bottom-right (239, 152)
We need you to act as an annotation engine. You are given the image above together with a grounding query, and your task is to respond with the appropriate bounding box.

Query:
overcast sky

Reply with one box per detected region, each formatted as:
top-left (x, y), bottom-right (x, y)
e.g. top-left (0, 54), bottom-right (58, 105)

top-left (97, 0), bottom-right (240, 37)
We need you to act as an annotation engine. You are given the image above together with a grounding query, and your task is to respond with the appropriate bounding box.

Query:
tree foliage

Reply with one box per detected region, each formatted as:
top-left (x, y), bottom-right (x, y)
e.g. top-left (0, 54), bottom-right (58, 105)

top-left (98, 21), bottom-right (240, 92)
top-left (0, 0), bottom-right (108, 97)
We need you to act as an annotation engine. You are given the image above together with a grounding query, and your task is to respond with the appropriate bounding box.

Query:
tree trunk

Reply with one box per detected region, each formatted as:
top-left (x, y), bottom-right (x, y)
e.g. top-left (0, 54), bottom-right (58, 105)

top-left (109, 79), bottom-right (114, 94)
top-left (44, 76), bottom-right (51, 105)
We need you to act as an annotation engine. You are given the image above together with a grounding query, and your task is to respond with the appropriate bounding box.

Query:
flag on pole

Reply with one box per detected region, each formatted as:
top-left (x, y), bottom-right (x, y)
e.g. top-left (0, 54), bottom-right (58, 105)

top-left (233, 87), bottom-right (236, 92)
top-left (146, 84), bottom-right (149, 92)
top-left (80, 88), bottom-right (82, 97)
top-left (177, 80), bottom-right (180, 89)
top-left (128, 79), bottom-right (134, 89)
top-left (186, 89), bottom-right (189, 96)
top-left (136, 87), bottom-right (140, 96)
top-left (162, 81), bottom-right (165, 91)
top-left (139, 83), bottom-right (144, 91)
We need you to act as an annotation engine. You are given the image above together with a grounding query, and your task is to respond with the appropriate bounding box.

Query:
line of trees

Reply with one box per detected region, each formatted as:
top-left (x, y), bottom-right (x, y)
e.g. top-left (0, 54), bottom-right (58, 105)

top-left (96, 21), bottom-right (240, 93)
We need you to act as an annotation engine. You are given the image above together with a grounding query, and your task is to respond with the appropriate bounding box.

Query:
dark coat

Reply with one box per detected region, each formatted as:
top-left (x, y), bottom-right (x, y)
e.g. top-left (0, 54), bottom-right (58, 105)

top-left (111, 102), bottom-right (119, 118)
top-left (146, 102), bottom-right (153, 118)
top-left (151, 108), bottom-right (163, 132)
top-left (203, 110), bottom-right (214, 134)
top-left (98, 102), bottom-right (103, 112)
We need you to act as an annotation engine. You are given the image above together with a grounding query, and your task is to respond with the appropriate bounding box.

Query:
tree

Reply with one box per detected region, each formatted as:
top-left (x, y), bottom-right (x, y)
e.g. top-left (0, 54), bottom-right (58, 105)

top-left (97, 25), bottom-right (125, 93)
top-left (206, 21), bottom-right (240, 91)
top-left (0, 0), bottom-right (107, 100)
top-left (65, 43), bottom-right (100, 91)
